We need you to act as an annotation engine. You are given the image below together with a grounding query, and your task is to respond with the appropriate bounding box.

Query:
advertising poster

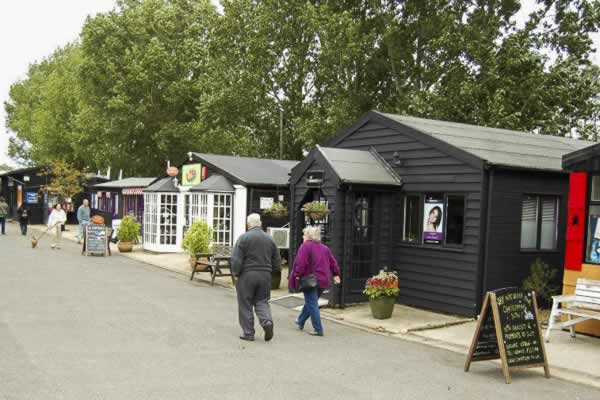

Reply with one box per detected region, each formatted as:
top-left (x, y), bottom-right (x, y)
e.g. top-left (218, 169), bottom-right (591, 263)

top-left (26, 191), bottom-right (38, 204)
top-left (423, 195), bottom-right (444, 244)
top-left (182, 164), bottom-right (202, 186)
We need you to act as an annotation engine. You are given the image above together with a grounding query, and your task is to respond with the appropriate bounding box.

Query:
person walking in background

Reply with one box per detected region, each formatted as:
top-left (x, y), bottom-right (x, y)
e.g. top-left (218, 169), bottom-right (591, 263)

top-left (231, 214), bottom-right (281, 342)
top-left (77, 199), bottom-right (91, 244)
top-left (17, 204), bottom-right (29, 236)
top-left (289, 226), bottom-right (341, 337)
top-left (0, 197), bottom-right (8, 235)
top-left (47, 203), bottom-right (67, 249)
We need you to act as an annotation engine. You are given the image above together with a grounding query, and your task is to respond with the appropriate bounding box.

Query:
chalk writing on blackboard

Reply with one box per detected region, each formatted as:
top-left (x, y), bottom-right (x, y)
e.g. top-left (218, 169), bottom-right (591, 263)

top-left (464, 287), bottom-right (549, 384)
top-left (85, 225), bottom-right (108, 256)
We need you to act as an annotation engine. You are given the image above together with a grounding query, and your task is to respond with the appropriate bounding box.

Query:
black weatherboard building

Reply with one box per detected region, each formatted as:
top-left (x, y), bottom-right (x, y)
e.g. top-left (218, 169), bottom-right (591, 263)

top-left (290, 111), bottom-right (594, 317)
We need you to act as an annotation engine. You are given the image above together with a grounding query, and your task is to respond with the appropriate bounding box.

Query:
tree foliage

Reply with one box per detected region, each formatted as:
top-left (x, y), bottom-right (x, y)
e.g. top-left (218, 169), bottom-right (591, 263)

top-left (4, 0), bottom-right (600, 170)
top-left (41, 160), bottom-right (85, 202)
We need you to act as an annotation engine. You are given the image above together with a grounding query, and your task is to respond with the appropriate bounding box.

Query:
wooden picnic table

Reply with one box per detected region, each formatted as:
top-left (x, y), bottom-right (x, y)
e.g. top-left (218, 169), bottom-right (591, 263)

top-left (189, 251), bottom-right (235, 286)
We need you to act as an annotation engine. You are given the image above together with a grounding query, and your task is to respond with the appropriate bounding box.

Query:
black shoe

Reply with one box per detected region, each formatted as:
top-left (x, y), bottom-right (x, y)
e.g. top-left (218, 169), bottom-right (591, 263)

top-left (308, 330), bottom-right (324, 337)
top-left (294, 320), bottom-right (304, 331)
top-left (263, 323), bottom-right (274, 342)
top-left (239, 335), bottom-right (255, 342)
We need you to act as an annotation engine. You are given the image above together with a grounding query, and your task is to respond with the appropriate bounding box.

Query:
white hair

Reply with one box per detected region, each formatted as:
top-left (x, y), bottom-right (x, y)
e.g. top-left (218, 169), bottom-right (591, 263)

top-left (303, 225), bottom-right (321, 242)
top-left (247, 213), bottom-right (262, 229)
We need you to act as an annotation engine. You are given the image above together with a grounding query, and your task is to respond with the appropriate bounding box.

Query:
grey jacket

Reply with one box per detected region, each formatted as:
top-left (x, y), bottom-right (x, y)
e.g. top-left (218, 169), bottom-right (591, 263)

top-left (0, 201), bottom-right (8, 217)
top-left (231, 227), bottom-right (281, 276)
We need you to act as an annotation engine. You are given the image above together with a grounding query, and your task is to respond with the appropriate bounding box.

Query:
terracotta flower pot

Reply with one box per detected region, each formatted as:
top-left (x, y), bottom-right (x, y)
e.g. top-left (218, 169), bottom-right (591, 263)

top-left (118, 241), bottom-right (133, 253)
top-left (369, 296), bottom-right (396, 319)
top-left (190, 257), bottom-right (209, 271)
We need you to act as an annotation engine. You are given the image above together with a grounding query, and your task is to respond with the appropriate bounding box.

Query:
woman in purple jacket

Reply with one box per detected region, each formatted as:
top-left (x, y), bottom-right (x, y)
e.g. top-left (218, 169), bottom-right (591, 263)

top-left (289, 226), bottom-right (341, 336)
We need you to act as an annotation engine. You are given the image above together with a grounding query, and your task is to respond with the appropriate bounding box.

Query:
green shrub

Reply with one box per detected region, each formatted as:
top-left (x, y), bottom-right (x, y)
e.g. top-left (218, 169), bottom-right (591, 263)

top-left (117, 215), bottom-right (140, 242)
top-left (522, 258), bottom-right (559, 308)
top-left (182, 220), bottom-right (213, 257)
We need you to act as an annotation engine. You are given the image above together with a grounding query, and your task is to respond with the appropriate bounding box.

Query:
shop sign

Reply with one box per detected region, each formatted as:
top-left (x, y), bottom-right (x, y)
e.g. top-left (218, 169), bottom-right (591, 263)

top-left (423, 194), bottom-right (443, 244)
top-left (26, 191), bottom-right (38, 204)
top-left (260, 197), bottom-right (274, 210)
top-left (182, 163), bottom-right (202, 186)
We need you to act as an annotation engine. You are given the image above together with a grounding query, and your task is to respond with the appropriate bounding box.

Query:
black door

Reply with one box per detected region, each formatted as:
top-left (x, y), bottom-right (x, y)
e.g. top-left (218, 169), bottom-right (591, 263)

top-left (348, 191), bottom-right (379, 294)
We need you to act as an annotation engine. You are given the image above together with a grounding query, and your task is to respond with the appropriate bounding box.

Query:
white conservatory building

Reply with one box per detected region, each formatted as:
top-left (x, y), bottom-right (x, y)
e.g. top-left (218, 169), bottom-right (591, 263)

top-left (142, 153), bottom-right (298, 253)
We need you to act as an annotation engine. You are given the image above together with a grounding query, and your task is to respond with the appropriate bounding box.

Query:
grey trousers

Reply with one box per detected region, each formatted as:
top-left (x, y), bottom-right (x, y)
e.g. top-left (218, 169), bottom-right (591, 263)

top-left (236, 271), bottom-right (273, 337)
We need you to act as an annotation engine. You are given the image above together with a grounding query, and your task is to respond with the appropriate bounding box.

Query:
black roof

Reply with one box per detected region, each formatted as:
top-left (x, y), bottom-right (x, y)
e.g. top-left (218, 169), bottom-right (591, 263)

top-left (92, 177), bottom-right (155, 189)
top-left (144, 177), bottom-right (179, 193)
top-left (328, 111), bottom-right (595, 172)
top-left (191, 153), bottom-right (298, 186)
top-left (562, 142), bottom-right (600, 169)
top-left (190, 174), bottom-right (235, 193)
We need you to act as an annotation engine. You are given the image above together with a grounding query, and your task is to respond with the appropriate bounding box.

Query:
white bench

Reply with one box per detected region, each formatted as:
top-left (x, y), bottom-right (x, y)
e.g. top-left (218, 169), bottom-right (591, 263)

top-left (545, 278), bottom-right (600, 342)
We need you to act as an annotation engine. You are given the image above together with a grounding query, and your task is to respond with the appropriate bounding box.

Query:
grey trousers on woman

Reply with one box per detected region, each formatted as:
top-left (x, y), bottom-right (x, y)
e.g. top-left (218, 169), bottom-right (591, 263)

top-left (236, 270), bottom-right (273, 338)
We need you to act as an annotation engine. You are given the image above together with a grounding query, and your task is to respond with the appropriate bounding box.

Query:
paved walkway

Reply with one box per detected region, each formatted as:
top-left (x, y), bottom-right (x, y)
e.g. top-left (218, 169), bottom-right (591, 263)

top-left (2, 225), bottom-right (599, 399)
top-left (26, 222), bottom-right (600, 390)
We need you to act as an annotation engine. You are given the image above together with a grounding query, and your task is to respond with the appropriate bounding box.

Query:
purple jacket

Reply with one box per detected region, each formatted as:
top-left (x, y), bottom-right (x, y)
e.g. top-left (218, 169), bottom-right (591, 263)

top-left (289, 241), bottom-right (341, 290)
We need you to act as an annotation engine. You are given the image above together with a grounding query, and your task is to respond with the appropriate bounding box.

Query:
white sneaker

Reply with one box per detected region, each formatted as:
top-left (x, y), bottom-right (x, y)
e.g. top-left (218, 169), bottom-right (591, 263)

top-left (51, 244), bottom-right (56, 249)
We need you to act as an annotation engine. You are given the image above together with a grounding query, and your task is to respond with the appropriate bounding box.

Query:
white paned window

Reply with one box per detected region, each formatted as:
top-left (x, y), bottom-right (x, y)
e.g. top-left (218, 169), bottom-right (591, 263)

top-left (160, 194), bottom-right (178, 245)
top-left (213, 194), bottom-right (232, 246)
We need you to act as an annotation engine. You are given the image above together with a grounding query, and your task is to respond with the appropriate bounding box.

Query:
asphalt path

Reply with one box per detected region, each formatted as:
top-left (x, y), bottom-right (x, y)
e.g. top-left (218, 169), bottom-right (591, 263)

top-left (1, 225), bottom-right (599, 399)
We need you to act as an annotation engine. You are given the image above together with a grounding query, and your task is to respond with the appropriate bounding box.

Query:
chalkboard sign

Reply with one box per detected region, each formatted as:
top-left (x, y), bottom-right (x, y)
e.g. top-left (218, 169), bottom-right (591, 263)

top-left (84, 224), bottom-right (108, 256)
top-left (464, 288), bottom-right (549, 384)
top-left (495, 288), bottom-right (545, 368)
top-left (471, 299), bottom-right (499, 361)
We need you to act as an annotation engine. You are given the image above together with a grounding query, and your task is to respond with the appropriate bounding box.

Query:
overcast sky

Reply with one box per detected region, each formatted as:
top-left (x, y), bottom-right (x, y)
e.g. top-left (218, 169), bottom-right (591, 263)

top-left (0, 0), bottom-right (598, 167)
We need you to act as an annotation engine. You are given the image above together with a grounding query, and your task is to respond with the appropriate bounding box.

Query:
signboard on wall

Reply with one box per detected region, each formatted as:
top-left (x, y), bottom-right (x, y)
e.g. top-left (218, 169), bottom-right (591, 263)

top-left (182, 164), bottom-right (202, 186)
top-left (26, 191), bottom-right (38, 204)
top-left (260, 197), bottom-right (274, 210)
top-left (423, 194), bottom-right (443, 244)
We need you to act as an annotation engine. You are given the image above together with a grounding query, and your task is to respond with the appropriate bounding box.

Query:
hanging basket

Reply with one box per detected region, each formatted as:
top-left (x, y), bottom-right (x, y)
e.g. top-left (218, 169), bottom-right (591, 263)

top-left (305, 210), bottom-right (329, 221)
top-left (302, 201), bottom-right (329, 221)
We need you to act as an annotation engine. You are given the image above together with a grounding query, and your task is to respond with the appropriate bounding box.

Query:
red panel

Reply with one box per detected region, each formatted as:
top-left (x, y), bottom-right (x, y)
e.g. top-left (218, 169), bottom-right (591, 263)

top-left (564, 172), bottom-right (587, 271)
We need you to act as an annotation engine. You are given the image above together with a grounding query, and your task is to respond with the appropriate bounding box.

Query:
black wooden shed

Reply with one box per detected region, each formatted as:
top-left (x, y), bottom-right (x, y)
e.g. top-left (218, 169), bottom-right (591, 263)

top-left (290, 111), bottom-right (595, 317)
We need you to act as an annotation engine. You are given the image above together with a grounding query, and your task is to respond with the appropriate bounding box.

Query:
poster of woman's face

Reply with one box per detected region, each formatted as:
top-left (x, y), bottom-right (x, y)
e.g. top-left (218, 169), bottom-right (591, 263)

top-left (423, 198), bottom-right (444, 244)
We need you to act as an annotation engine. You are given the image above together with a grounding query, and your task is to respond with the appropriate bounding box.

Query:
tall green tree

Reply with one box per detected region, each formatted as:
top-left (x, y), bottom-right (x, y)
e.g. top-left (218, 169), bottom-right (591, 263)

top-left (5, 44), bottom-right (87, 168)
top-left (79, 0), bottom-right (218, 175)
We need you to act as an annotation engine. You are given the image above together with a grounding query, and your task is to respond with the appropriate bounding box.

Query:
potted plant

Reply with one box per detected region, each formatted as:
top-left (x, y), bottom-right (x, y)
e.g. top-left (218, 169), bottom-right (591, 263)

top-left (182, 220), bottom-right (213, 269)
top-left (116, 215), bottom-right (140, 253)
top-left (264, 203), bottom-right (288, 219)
top-left (302, 201), bottom-right (329, 221)
top-left (363, 270), bottom-right (399, 319)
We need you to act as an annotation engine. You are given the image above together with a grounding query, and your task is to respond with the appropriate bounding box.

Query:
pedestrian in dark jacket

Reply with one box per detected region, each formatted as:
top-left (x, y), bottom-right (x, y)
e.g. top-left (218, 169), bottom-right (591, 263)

top-left (0, 196), bottom-right (8, 235)
top-left (0, 197), bottom-right (8, 235)
top-left (231, 213), bottom-right (281, 342)
top-left (289, 226), bottom-right (341, 336)
top-left (17, 205), bottom-right (29, 236)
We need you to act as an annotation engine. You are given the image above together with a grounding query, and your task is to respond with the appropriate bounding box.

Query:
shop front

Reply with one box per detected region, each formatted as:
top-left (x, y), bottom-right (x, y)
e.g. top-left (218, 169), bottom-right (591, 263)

top-left (291, 111), bottom-right (594, 317)
top-left (90, 177), bottom-right (155, 228)
top-left (561, 145), bottom-right (600, 336)
top-left (142, 153), bottom-right (298, 253)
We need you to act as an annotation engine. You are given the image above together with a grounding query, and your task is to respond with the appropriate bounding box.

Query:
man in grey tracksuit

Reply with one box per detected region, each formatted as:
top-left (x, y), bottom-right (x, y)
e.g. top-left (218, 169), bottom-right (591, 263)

top-left (231, 213), bottom-right (281, 342)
